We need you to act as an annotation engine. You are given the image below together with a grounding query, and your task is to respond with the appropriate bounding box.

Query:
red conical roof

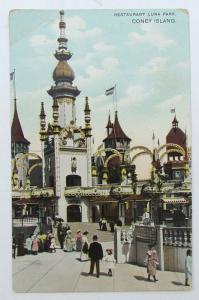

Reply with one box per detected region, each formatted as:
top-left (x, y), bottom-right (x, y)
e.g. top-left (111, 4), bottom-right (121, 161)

top-left (11, 100), bottom-right (30, 145)
top-left (103, 111), bottom-right (131, 141)
top-left (166, 116), bottom-right (186, 150)
top-left (106, 113), bottom-right (113, 129)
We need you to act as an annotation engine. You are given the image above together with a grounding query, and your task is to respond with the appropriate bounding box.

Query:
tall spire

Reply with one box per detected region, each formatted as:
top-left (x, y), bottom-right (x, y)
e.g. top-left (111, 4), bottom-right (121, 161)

top-left (84, 96), bottom-right (92, 136)
top-left (48, 10), bottom-right (80, 100)
top-left (172, 115), bottom-right (178, 129)
top-left (11, 99), bottom-right (30, 145)
top-left (106, 112), bottom-right (113, 136)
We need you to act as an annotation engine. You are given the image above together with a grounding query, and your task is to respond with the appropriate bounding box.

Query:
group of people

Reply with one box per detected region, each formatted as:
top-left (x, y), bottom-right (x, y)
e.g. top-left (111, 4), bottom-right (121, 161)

top-left (98, 218), bottom-right (123, 232)
top-left (25, 233), bottom-right (56, 255)
top-left (12, 232), bottom-right (57, 258)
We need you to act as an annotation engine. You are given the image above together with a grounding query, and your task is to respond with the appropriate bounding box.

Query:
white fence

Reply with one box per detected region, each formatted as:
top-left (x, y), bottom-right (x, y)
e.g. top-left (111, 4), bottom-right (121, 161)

top-left (114, 225), bottom-right (192, 273)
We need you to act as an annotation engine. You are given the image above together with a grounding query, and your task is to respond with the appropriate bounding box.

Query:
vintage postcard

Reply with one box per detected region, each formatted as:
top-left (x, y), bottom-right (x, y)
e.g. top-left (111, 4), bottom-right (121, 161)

top-left (10, 9), bottom-right (192, 292)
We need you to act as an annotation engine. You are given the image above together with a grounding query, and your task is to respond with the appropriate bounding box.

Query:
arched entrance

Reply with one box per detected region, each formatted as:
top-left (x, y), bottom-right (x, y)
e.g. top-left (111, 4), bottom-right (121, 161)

top-left (92, 206), bottom-right (98, 223)
top-left (66, 175), bottom-right (81, 187)
top-left (67, 205), bottom-right (82, 222)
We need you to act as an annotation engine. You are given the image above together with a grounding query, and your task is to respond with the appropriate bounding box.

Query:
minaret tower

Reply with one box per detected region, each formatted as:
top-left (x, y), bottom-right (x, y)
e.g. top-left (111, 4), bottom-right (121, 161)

top-left (39, 102), bottom-right (46, 187)
top-left (84, 96), bottom-right (92, 187)
top-left (47, 10), bottom-right (80, 128)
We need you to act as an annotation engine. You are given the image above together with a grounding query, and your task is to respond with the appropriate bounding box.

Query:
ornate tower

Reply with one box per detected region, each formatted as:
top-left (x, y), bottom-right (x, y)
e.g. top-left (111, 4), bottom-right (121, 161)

top-left (47, 10), bottom-right (80, 128)
top-left (11, 99), bottom-right (30, 188)
top-left (103, 111), bottom-right (131, 152)
top-left (40, 11), bottom-right (92, 222)
top-left (164, 115), bottom-right (188, 180)
top-left (84, 96), bottom-right (92, 187)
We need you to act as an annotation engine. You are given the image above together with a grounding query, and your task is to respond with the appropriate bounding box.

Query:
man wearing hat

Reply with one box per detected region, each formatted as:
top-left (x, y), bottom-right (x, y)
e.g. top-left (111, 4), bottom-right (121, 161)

top-left (88, 235), bottom-right (103, 278)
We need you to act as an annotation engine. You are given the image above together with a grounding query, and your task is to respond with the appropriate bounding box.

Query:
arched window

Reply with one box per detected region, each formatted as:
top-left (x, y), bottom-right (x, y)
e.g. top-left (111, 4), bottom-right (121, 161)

top-left (66, 174), bottom-right (81, 187)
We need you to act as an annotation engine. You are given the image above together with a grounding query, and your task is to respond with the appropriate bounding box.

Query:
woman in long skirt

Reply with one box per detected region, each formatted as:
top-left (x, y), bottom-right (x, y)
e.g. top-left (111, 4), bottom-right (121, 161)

top-left (32, 236), bottom-right (39, 255)
top-left (65, 231), bottom-right (73, 252)
top-left (80, 231), bottom-right (89, 261)
top-left (144, 244), bottom-right (159, 282)
top-left (75, 230), bottom-right (83, 251)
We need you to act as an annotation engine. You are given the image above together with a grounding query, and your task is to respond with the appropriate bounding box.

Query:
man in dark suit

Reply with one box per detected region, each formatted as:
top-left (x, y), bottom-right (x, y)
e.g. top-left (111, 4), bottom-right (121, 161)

top-left (88, 235), bottom-right (103, 278)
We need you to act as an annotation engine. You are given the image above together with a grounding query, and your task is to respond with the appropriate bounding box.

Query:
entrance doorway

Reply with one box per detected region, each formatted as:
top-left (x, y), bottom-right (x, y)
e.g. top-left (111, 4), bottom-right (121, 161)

top-left (67, 205), bottom-right (82, 222)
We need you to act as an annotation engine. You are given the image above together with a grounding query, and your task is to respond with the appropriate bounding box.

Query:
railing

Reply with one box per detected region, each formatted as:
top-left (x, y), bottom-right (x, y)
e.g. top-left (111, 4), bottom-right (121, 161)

top-left (135, 225), bottom-right (157, 243)
top-left (120, 228), bottom-right (134, 243)
top-left (119, 225), bottom-right (157, 244)
top-left (12, 217), bottom-right (40, 227)
top-left (163, 227), bottom-right (192, 247)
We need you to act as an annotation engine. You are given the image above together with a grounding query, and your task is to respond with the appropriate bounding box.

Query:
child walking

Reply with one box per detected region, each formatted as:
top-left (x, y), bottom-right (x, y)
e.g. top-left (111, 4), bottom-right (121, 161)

top-left (103, 249), bottom-right (116, 276)
top-left (49, 236), bottom-right (56, 253)
top-left (185, 249), bottom-right (192, 286)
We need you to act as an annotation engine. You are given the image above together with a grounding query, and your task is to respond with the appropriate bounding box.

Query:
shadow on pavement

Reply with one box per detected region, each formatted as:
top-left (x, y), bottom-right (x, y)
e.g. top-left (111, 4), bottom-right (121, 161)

top-left (81, 272), bottom-right (91, 277)
top-left (134, 275), bottom-right (148, 281)
top-left (171, 281), bottom-right (184, 286)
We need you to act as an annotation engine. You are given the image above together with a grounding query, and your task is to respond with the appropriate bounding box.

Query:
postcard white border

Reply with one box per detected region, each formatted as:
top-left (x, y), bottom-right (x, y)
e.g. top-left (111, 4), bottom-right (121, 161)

top-left (0, 0), bottom-right (199, 300)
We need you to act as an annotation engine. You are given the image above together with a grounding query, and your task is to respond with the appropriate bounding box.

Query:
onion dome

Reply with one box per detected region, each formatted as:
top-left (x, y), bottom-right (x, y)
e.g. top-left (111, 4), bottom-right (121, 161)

top-left (166, 116), bottom-right (186, 150)
top-left (53, 60), bottom-right (75, 83)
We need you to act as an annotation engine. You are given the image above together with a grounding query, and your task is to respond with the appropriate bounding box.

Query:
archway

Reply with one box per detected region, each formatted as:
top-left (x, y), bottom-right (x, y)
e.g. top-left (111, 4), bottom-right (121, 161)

top-left (66, 175), bottom-right (81, 187)
top-left (67, 205), bottom-right (82, 222)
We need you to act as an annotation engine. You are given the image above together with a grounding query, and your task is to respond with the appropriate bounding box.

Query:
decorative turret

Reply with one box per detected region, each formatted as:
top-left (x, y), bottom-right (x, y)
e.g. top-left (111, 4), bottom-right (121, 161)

top-left (106, 113), bottom-right (113, 136)
top-left (11, 99), bottom-right (30, 158)
top-left (84, 96), bottom-right (92, 137)
top-left (164, 115), bottom-right (188, 180)
top-left (166, 115), bottom-right (187, 159)
top-left (39, 102), bottom-right (46, 141)
top-left (103, 111), bottom-right (131, 151)
top-left (52, 98), bottom-right (60, 133)
top-left (47, 10), bottom-right (80, 128)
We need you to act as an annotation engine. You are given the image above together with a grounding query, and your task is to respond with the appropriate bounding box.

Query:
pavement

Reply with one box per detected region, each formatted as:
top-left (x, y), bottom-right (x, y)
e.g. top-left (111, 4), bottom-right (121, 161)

top-left (12, 223), bottom-right (191, 293)
top-left (12, 243), bottom-right (191, 293)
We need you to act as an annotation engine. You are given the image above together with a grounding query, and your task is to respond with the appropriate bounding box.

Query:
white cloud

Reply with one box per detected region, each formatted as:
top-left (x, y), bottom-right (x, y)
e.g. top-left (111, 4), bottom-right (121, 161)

top-left (158, 94), bottom-right (186, 109)
top-left (52, 16), bottom-right (102, 41)
top-left (139, 56), bottom-right (167, 75)
top-left (92, 42), bottom-right (115, 52)
top-left (127, 23), bottom-right (174, 48)
top-left (118, 84), bottom-right (155, 108)
top-left (30, 34), bottom-right (54, 47)
top-left (76, 57), bottom-right (119, 90)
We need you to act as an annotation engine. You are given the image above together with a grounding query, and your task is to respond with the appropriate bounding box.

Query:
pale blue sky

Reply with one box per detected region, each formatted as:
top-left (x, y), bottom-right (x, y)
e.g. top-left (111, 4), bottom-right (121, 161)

top-left (10, 9), bottom-right (191, 178)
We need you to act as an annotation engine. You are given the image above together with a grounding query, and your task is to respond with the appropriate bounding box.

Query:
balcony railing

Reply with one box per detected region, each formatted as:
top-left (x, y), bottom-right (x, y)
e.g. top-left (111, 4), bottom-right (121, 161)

top-left (163, 227), bottom-right (192, 247)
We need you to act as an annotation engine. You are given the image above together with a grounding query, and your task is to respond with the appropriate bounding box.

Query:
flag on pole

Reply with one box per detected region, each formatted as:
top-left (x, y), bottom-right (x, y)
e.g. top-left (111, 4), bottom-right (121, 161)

top-left (170, 108), bottom-right (175, 113)
top-left (10, 71), bottom-right (15, 80)
top-left (105, 86), bottom-right (115, 96)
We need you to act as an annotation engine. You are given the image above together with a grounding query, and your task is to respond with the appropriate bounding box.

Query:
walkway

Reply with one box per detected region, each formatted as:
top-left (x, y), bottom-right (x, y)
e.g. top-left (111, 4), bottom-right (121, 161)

top-left (13, 241), bottom-right (190, 293)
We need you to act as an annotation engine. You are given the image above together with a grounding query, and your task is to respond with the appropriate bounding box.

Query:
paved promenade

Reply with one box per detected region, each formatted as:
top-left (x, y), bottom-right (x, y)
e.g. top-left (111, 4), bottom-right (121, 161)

top-left (12, 241), bottom-right (190, 293)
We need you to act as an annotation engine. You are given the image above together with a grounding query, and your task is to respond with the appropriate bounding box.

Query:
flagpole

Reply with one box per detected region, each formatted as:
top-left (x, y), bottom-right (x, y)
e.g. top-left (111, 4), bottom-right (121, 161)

top-left (13, 69), bottom-right (16, 101)
top-left (114, 84), bottom-right (117, 112)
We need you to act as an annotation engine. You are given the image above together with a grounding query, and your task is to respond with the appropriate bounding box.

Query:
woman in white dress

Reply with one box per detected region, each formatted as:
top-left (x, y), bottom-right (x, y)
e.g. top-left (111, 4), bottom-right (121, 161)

top-left (80, 231), bottom-right (89, 261)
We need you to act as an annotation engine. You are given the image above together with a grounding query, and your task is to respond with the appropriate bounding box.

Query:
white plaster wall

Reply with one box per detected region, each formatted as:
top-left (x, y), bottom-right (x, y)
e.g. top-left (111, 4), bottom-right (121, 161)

top-left (81, 199), bottom-right (89, 222)
top-left (59, 150), bottom-right (88, 187)
top-left (164, 245), bottom-right (187, 273)
top-left (56, 149), bottom-right (88, 221)
top-left (58, 99), bottom-right (75, 127)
